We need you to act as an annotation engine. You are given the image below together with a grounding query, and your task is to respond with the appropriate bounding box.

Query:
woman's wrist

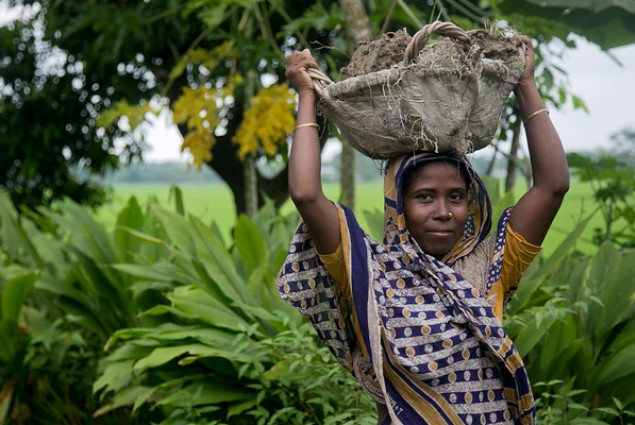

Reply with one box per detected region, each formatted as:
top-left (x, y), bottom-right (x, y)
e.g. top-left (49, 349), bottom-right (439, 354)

top-left (296, 87), bottom-right (316, 97)
top-left (514, 77), bottom-right (537, 96)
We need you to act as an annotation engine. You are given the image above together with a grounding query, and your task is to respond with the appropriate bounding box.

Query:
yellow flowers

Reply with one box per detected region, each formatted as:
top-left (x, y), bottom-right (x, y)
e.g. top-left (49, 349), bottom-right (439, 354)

top-left (172, 85), bottom-right (218, 170)
top-left (173, 76), bottom-right (297, 169)
top-left (172, 76), bottom-right (241, 170)
top-left (232, 83), bottom-right (297, 160)
top-left (97, 100), bottom-right (154, 130)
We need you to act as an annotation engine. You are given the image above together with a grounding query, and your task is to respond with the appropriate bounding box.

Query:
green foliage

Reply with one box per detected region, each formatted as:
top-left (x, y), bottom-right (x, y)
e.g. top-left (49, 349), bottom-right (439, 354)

top-left (567, 152), bottom-right (635, 248)
top-left (495, 0), bottom-right (635, 49)
top-left (93, 198), bottom-right (375, 424)
top-left (0, 190), bottom-right (376, 424)
top-left (506, 230), bottom-right (635, 423)
top-left (0, 1), bottom-right (196, 208)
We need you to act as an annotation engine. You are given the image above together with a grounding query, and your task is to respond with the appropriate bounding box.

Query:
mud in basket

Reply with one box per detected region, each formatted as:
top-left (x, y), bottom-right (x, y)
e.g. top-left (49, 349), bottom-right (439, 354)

top-left (308, 21), bottom-right (525, 159)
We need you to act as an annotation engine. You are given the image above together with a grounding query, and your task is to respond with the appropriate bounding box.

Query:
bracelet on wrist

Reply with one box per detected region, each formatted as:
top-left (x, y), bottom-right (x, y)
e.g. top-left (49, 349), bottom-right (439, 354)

top-left (523, 108), bottom-right (548, 125)
top-left (295, 123), bottom-right (320, 130)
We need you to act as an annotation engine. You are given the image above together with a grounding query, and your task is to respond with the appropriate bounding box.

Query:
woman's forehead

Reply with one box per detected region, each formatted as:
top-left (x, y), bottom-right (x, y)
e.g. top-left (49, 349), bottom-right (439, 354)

top-left (403, 160), bottom-right (469, 190)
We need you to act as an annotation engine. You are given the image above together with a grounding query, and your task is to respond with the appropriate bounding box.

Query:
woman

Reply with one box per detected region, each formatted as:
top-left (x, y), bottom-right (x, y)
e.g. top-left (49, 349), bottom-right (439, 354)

top-left (278, 35), bottom-right (569, 425)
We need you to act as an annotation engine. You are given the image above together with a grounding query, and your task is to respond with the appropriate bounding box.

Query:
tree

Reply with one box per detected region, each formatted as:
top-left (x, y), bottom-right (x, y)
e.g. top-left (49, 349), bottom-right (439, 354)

top-left (2, 0), bottom-right (635, 214)
top-left (0, 0), bottom-right (349, 213)
top-left (0, 1), bottom-right (206, 209)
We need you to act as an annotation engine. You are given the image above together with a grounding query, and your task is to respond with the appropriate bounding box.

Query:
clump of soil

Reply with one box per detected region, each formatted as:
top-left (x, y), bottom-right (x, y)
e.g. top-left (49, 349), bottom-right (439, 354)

top-left (468, 29), bottom-right (521, 61)
top-left (340, 30), bottom-right (412, 78)
top-left (340, 28), bottom-right (523, 78)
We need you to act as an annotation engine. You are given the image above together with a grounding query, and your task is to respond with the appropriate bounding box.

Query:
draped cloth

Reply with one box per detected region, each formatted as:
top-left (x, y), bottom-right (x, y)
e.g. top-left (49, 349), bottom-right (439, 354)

top-left (278, 152), bottom-right (535, 424)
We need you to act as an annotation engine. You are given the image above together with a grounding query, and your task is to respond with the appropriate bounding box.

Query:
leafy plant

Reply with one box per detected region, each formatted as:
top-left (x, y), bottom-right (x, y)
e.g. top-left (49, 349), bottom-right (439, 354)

top-left (0, 189), bottom-right (377, 424)
top-left (93, 198), bottom-right (376, 424)
top-left (0, 191), bottom-right (160, 424)
top-left (506, 220), bottom-right (635, 423)
top-left (567, 152), bottom-right (635, 248)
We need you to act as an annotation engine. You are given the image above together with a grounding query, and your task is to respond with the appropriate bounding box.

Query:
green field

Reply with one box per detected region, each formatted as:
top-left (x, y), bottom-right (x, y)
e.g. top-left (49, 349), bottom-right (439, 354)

top-left (98, 178), bottom-right (603, 257)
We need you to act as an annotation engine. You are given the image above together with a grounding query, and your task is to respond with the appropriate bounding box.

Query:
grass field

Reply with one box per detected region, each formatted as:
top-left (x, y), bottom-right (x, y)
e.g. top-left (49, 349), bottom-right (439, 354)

top-left (97, 178), bottom-right (604, 257)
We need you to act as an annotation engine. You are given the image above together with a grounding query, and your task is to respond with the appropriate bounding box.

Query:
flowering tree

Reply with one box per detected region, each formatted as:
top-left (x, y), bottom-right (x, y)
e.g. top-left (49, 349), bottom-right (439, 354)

top-left (2, 0), bottom-right (634, 213)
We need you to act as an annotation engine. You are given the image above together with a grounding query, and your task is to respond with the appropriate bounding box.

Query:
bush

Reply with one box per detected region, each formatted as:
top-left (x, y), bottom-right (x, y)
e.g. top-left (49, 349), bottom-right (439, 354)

top-left (0, 191), bottom-right (375, 424)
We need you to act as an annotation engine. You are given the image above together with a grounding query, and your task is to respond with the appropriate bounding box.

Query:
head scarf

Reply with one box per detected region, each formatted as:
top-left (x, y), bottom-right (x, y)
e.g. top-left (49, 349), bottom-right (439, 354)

top-left (383, 152), bottom-right (491, 263)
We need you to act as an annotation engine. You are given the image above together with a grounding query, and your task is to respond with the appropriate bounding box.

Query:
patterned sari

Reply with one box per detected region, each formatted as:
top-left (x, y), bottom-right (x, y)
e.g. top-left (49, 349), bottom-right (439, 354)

top-left (278, 152), bottom-right (535, 424)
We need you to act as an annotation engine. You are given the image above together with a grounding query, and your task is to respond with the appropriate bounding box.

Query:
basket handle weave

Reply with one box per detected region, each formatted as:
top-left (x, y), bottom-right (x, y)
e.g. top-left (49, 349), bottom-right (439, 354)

top-left (307, 67), bottom-right (333, 96)
top-left (402, 21), bottom-right (470, 66)
top-left (306, 21), bottom-right (470, 92)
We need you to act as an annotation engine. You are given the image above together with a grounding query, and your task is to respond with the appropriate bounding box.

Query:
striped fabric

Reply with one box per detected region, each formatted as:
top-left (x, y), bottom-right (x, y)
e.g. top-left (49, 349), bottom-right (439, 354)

top-left (278, 152), bottom-right (535, 424)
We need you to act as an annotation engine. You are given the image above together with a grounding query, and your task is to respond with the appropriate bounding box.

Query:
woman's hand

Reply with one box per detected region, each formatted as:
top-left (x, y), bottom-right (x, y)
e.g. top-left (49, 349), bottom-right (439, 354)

top-left (285, 49), bottom-right (319, 94)
top-left (513, 35), bottom-right (536, 90)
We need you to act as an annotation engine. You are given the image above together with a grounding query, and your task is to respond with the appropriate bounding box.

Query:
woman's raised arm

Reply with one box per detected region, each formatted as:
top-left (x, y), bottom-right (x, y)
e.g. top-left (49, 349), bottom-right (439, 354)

top-left (508, 36), bottom-right (570, 245)
top-left (286, 50), bottom-right (340, 254)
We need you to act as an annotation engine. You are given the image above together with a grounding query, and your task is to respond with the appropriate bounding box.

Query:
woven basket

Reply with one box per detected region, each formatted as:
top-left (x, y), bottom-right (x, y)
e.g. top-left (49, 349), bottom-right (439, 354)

top-left (309, 22), bottom-right (525, 159)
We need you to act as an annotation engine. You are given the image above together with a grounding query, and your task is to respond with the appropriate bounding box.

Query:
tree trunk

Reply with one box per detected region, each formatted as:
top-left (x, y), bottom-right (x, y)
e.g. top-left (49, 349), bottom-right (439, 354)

top-left (244, 154), bottom-right (258, 218)
top-left (338, 0), bottom-right (373, 209)
top-left (504, 112), bottom-right (522, 193)
top-left (339, 0), bottom-right (373, 43)
top-left (203, 96), bottom-right (290, 217)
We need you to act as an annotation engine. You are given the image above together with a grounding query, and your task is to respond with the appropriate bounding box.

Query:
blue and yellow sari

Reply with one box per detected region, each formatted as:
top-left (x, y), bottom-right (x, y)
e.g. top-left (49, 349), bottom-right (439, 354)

top-left (278, 152), bottom-right (536, 424)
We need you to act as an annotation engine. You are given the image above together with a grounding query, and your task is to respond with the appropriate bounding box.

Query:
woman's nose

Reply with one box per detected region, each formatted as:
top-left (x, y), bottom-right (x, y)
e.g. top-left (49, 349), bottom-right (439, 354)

top-left (434, 202), bottom-right (453, 220)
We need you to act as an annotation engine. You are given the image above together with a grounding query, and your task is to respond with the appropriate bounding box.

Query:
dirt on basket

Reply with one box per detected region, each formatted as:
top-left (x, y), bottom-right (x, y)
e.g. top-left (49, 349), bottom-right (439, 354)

top-left (468, 29), bottom-right (521, 61)
top-left (340, 28), bottom-right (522, 79)
top-left (340, 30), bottom-right (412, 78)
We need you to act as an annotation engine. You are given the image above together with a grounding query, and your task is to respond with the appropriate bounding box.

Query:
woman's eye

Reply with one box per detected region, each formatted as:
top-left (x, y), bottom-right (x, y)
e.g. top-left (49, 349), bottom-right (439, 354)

top-left (417, 194), bottom-right (432, 201)
top-left (449, 193), bottom-right (466, 202)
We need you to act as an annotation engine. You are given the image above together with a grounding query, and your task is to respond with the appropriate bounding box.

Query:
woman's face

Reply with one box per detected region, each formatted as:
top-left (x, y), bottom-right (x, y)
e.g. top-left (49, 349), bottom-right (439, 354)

top-left (402, 161), bottom-right (470, 259)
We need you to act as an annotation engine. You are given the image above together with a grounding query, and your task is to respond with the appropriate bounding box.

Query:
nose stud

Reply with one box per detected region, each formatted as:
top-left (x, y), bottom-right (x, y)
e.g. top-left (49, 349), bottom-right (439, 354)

top-left (448, 212), bottom-right (453, 219)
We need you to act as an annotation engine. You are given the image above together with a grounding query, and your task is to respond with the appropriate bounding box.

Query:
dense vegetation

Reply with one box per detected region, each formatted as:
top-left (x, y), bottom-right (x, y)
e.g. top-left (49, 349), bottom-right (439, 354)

top-left (2, 180), bottom-right (635, 424)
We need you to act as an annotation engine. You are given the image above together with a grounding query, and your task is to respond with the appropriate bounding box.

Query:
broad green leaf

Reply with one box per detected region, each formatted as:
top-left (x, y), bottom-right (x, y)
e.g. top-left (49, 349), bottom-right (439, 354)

top-left (514, 311), bottom-right (559, 356)
top-left (0, 267), bottom-right (37, 322)
top-left (594, 250), bottom-right (635, 339)
top-left (168, 286), bottom-right (250, 331)
top-left (533, 214), bottom-right (592, 281)
top-left (168, 185), bottom-right (185, 216)
top-left (586, 242), bottom-right (620, 337)
top-left (112, 264), bottom-right (175, 282)
top-left (0, 192), bottom-right (42, 266)
top-left (93, 359), bottom-right (135, 394)
top-left (114, 196), bottom-right (146, 260)
top-left (0, 321), bottom-right (17, 363)
top-left (150, 206), bottom-right (197, 256)
top-left (189, 217), bottom-right (250, 304)
top-left (133, 343), bottom-right (245, 370)
top-left (101, 342), bottom-right (155, 362)
top-left (131, 385), bottom-right (158, 413)
top-left (262, 359), bottom-right (290, 381)
top-left (234, 214), bottom-right (268, 275)
top-left (227, 399), bottom-right (258, 418)
top-left (52, 200), bottom-right (118, 264)
top-left (593, 343), bottom-right (635, 387)
top-left (93, 385), bottom-right (150, 417)
top-left (539, 315), bottom-right (584, 377)
top-left (107, 324), bottom-right (236, 348)
top-left (569, 418), bottom-right (613, 425)
top-left (497, 0), bottom-right (635, 49)
top-left (155, 382), bottom-right (254, 406)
